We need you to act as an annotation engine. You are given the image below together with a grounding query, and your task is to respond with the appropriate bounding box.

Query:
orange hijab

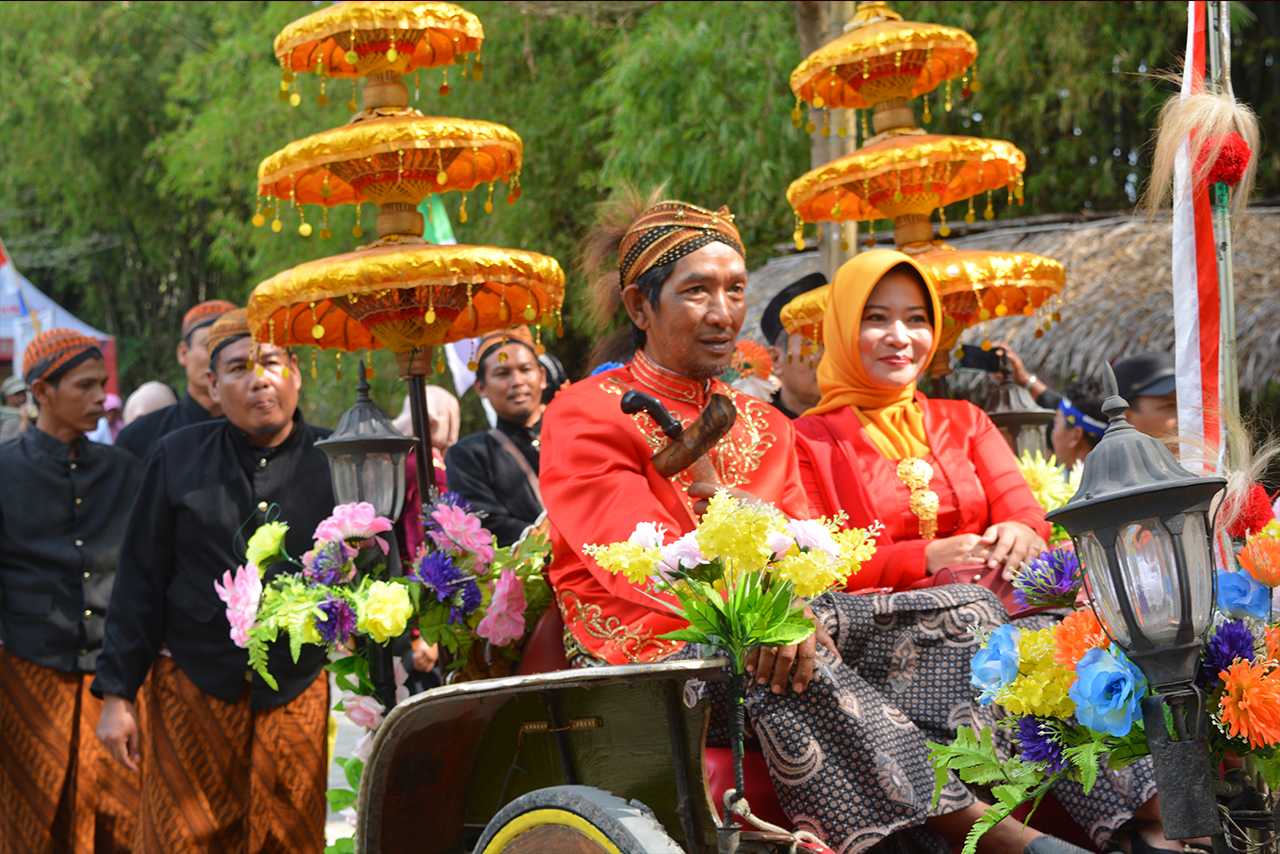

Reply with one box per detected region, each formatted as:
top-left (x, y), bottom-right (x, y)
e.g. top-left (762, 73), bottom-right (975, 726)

top-left (804, 249), bottom-right (942, 460)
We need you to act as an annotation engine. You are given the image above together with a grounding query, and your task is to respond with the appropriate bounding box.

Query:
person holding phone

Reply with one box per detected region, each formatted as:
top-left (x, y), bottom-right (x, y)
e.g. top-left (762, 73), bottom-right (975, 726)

top-left (795, 250), bottom-right (1175, 852)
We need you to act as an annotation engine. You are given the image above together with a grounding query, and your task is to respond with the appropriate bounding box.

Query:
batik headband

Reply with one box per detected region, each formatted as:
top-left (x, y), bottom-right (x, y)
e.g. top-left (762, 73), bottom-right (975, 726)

top-left (22, 329), bottom-right (103, 385)
top-left (617, 201), bottom-right (745, 290)
top-left (1059, 397), bottom-right (1107, 438)
top-left (206, 308), bottom-right (252, 368)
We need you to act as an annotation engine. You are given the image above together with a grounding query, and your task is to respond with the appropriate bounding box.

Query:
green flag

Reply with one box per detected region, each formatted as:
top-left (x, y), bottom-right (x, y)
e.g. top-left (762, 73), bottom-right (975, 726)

top-left (418, 195), bottom-right (456, 245)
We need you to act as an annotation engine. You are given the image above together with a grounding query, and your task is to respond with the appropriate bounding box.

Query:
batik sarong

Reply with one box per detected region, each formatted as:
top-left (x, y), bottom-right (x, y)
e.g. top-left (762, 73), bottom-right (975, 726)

top-left (0, 648), bottom-right (139, 853)
top-left (136, 656), bottom-right (328, 853)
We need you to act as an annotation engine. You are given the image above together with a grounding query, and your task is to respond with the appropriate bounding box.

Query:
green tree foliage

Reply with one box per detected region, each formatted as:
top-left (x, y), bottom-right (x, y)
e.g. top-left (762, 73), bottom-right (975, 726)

top-left (0, 1), bottom-right (1275, 426)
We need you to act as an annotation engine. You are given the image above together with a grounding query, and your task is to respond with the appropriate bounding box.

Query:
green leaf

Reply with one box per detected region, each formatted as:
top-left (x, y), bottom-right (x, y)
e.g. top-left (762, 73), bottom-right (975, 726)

top-left (343, 757), bottom-right (364, 791)
top-left (326, 787), bottom-right (357, 812)
top-left (1064, 738), bottom-right (1107, 794)
top-left (659, 627), bottom-right (717, 644)
top-left (325, 836), bottom-right (356, 854)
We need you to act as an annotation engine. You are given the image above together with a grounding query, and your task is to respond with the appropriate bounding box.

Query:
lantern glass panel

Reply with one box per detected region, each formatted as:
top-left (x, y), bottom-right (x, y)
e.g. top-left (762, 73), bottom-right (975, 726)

top-left (358, 452), bottom-right (399, 520)
top-left (1014, 425), bottom-right (1049, 457)
top-left (328, 455), bottom-right (360, 508)
top-left (1115, 519), bottom-right (1180, 645)
top-left (1180, 511), bottom-right (1214, 635)
top-left (1079, 532), bottom-right (1132, 647)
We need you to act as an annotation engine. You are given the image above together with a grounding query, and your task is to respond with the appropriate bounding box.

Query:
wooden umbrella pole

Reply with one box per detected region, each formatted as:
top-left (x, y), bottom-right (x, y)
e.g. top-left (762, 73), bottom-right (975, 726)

top-left (396, 349), bottom-right (439, 511)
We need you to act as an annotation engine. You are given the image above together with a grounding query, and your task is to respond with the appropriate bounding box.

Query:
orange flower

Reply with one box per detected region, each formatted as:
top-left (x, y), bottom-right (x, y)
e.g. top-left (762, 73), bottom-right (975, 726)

top-left (1218, 659), bottom-right (1280, 749)
top-left (1238, 535), bottom-right (1280, 587)
top-left (1054, 608), bottom-right (1109, 669)
top-left (1266, 626), bottom-right (1280, 662)
top-left (731, 339), bottom-right (774, 380)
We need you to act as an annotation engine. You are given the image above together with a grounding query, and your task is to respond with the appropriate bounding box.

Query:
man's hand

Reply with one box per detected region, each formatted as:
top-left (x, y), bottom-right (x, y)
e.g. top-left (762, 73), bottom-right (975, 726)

top-left (993, 342), bottom-right (1031, 387)
top-left (410, 636), bottom-right (438, 672)
top-left (924, 533), bottom-right (989, 574)
top-left (97, 695), bottom-right (141, 772)
top-left (744, 607), bottom-right (838, 695)
top-left (688, 482), bottom-right (763, 517)
top-left (977, 521), bottom-right (1045, 579)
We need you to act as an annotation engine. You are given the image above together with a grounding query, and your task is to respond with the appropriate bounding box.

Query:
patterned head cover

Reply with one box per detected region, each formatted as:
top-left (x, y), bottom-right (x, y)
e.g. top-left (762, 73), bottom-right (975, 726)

top-left (22, 329), bottom-right (103, 386)
top-left (475, 326), bottom-right (537, 371)
top-left (617, 201), bottom-right (745, 290)
top-left (206, 308), bottom-right (251, 369)
top-left (1058, 397), bottom-right (1108, 439)
top-left (182, 299), bottom-right (238, 339)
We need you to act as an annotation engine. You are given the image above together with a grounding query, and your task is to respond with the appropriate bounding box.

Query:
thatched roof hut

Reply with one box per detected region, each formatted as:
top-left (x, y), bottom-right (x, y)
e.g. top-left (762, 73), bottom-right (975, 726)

top-left (750, 207), bottom-right (1279, 399)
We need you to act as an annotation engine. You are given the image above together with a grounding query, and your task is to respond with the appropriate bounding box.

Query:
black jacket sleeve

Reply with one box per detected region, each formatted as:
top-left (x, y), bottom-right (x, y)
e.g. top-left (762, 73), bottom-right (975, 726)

top-left (91, 449), bottom-right (175, 700)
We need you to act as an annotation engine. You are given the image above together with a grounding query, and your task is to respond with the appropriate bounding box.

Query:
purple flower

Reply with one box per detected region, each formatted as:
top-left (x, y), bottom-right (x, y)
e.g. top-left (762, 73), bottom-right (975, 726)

top-left (316, 597), bottom-right (357, 646)
top-left (412, 550), bottom-right (465, 598)
top-left (302, 539), bottom-right (357, 586)
top-left (451, 578), bottom-right (482, 624)
top-left (1013, 548), bottom-right (1083, 609)
top-left (1201, 620), bottom-right (1257, 687)
top-left (1017, 716), bottom-right (1067, 773)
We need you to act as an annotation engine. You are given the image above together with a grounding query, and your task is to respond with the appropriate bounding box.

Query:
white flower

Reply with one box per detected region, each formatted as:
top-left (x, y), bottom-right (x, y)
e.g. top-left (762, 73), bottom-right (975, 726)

top-left (787, 518), bottom-right (841, 558)
top-left (628, 521), bottom-right (667, 550)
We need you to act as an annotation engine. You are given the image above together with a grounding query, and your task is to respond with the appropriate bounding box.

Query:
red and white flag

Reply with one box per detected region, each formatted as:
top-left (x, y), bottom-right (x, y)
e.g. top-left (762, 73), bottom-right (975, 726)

top-left (1171, 0), bottom-right (1222, 473)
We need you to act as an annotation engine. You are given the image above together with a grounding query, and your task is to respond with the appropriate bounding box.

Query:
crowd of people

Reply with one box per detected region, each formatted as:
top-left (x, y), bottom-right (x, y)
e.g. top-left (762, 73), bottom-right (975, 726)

top-left (0, 193), bottom-right (1190, 853)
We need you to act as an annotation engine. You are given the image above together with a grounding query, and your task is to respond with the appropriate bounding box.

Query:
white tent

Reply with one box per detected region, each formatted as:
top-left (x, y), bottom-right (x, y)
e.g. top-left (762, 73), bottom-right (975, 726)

top-left (0, 236), bottom-right (118, 390)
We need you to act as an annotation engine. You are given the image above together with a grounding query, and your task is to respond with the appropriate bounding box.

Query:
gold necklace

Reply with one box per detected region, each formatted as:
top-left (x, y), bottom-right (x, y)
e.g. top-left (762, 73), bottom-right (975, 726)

top-left (897, 457), bottom-right (939, 540)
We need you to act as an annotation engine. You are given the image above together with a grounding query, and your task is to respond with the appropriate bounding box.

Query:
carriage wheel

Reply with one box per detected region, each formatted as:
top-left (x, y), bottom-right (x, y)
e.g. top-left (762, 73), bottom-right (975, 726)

top-left (475, 785), bottom-right (685, 854)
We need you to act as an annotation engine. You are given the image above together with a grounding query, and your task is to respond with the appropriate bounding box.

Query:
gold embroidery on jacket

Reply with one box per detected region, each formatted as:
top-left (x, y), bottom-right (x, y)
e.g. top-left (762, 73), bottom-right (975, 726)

top-left (557, 590), bottom-right (682, 664)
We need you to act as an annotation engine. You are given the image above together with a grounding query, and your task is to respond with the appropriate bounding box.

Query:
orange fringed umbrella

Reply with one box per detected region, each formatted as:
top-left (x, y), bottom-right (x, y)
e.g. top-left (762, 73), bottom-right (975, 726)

top-left (790, 2), bottom-right (977, 112)
top-left (787, 132), bottom-right (1024, 228)
top-left (255, 114), bottom-right (522, 222)
top-left (247, 242), bottom-right (564, 357)
top-left (275, 1), bottom-right (484, 79)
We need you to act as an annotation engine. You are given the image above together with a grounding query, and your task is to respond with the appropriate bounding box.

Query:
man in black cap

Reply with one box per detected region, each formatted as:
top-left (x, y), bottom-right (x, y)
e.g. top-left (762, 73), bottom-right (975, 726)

top-left (760, 272), bottom-right (826, 419)
top-left (1113, 351), bottom-right (1178, 441)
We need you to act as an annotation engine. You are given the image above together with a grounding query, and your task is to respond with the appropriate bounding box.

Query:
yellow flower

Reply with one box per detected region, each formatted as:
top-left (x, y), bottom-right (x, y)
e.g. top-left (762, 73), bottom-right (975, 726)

top-left (1017, 450), bottom-right (1077, 514)
top-left (246, 521), bottom-right (289, 569)
top-left (584, 541), bottom-right (660, 585)
top-left (996, 627), bottom-right (1076, 718)
top-left (696, 491), bottom-right (786, 575)
top-left (356, 581), bottom-right (413, 644)
top-left (774, 550), bottom-right (845, 598)
top-left (835, 523), bottom-right (880, 570)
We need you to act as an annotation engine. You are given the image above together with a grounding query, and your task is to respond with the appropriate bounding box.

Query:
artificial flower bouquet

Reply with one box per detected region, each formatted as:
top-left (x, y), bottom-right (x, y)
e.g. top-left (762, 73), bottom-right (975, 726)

top-left (584, 490), bottom-right (880, 674)
top-left (929, 502), bottom-right (1280, 854)
top-left (216, 496), bottom-right (551, 688)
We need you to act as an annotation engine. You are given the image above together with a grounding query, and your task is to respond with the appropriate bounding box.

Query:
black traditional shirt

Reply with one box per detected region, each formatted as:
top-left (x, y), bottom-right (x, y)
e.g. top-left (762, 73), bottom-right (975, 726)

top-left (444, 417), bottom-right (542, 547)
top-left (115, 391), bottom-right (218, 460)
top-left (0, 428), bottom-right (141, 672)
top-left (93, 416), bottom-right (334, 709)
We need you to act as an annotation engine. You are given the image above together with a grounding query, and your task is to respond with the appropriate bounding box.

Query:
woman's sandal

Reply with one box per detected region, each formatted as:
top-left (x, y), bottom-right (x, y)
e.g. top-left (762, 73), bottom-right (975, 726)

top-left (1024, 835), bottom-right (1092, 854)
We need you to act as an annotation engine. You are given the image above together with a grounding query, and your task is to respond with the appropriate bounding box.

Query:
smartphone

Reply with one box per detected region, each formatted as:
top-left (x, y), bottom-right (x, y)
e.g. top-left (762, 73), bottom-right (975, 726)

top-left (958, 344), bottom-right (1006, 373)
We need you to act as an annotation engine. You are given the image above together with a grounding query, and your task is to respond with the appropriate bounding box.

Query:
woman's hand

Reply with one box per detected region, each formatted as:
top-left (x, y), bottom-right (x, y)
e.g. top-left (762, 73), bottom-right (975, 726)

top-left (977, 521), bottom-right (1045, 579)
top-left (924, 533), bottom-right (989, 574)
top-left (744, 606), bottom-right (839, 695)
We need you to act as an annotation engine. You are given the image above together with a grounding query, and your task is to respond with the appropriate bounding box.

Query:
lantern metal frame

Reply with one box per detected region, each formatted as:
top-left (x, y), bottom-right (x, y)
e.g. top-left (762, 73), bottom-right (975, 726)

top-left (985, 374), bottom-right (1054, 457)
top-left (1047, 363), bottom-right (1227, 841)
top-left (316, 362), bottom-right (416, 523)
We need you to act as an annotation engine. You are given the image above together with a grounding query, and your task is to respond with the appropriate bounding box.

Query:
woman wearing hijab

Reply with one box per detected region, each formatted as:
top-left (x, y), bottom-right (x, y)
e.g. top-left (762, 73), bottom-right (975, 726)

top-left (796, 249), bottom-right (1171, 853)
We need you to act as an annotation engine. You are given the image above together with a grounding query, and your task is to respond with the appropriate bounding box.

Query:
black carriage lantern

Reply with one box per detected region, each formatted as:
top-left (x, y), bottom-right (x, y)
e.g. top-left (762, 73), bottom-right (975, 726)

top-left (1047, 363), bottom-right (1226, 840)
top-left (316, 361), bottom-right (416, 522)
top-left (985, 352), bottom-right (1054, 456)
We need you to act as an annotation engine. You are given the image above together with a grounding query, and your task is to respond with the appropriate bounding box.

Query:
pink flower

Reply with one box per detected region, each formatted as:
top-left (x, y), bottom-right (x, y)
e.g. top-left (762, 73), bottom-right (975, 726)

top-left (429, 503), bottom-right (495, 568)
top-left (213, 563), bottom-right (262, 648)
top-left (393, 657), bottom-right (410, 705)
top-left (314, 502), bottom-right (393, 555)
top-left (787, 518), bottom-right (840, 558)
top-left (352, 733), bottom-right (374, 763)
top-left (767, 530), bottom-right (795, 561)
top-left (628, 521), bottom-right (667, 550)
top-left (343, 693), bottom-right (385, 730)
top-left (658, 532), bottom-right (705, 577)
top-left (475, 570), bottom-right (527, 647)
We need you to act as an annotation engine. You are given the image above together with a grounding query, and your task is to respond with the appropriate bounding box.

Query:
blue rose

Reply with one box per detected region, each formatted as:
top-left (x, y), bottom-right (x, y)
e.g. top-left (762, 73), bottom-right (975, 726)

top-left (1218, 569), bottom-right (1270, 621)
top-left (1069, 646), bottom-right (1148, 737)
top-left (970, 624), bottom-right (1020, 704)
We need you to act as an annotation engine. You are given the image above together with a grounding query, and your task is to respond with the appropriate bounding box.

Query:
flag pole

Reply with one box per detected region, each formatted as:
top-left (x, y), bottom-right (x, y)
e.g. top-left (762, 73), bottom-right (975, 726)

top-left (1207, 0), bottom-right (1240, 471)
